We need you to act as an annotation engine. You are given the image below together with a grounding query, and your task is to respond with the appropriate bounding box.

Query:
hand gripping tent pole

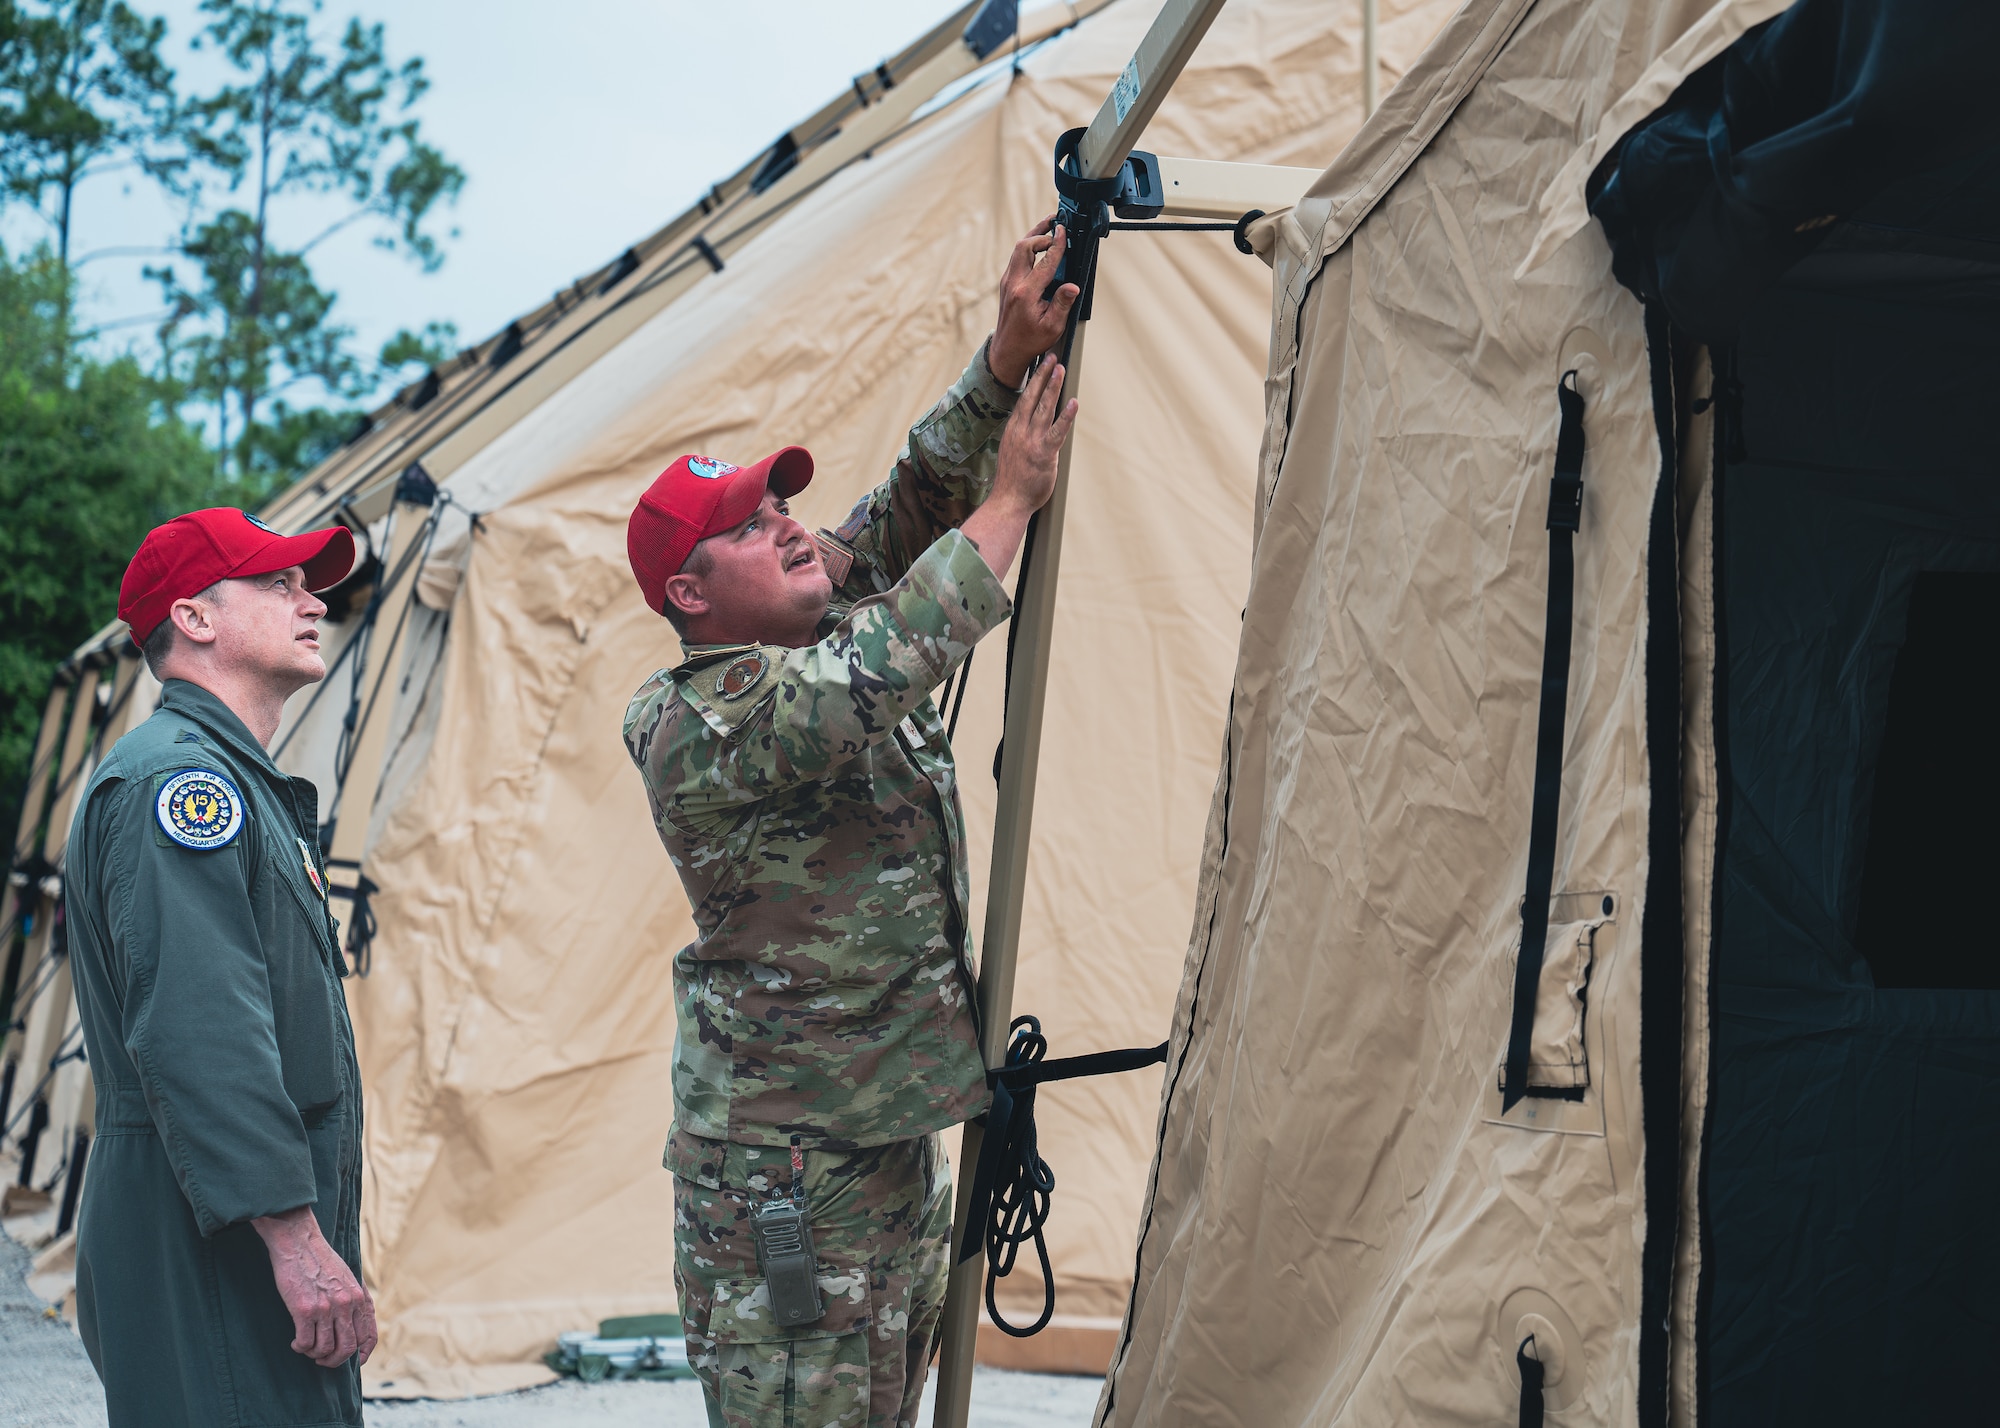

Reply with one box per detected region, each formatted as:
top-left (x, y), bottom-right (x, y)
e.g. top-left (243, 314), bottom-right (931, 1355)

top-left (930, 2), bottom-right (1231, 1421)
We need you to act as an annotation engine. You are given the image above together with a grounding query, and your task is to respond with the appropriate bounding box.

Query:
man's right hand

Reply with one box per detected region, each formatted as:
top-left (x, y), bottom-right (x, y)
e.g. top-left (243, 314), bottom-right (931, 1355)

top-left (251, 1204), bottom-right (377, 1369)
top-left (963, 356), bottom-right (1079, 580)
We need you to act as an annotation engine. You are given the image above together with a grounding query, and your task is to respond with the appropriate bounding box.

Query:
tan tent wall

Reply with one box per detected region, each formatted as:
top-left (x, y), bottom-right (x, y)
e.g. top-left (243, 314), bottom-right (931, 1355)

top-left (15, 0), bottom-right (1459, 1395)
top-left (2, 653), bottom-right (160, 1216)
top-left (340, 0), bottom-right (1456, 1395)
top-left (1104, 1), bottom-right (1780, 1424)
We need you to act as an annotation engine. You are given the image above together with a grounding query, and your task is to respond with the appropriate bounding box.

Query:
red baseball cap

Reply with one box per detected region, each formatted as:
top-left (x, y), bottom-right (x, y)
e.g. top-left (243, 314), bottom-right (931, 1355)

top-left (626, 448), bottom-right (814, 615)
top-left (119, 508), bottom-right (358, 643)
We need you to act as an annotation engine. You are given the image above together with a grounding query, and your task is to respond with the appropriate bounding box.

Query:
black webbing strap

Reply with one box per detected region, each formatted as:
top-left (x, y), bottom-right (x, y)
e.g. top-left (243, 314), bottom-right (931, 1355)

top-left (1518, 1335), bottom-right (1547, 1427)
top-left (1501, 373), bottom-right (1587, 1111)
top-left (957, 1015), bottom-right (1168, 1336)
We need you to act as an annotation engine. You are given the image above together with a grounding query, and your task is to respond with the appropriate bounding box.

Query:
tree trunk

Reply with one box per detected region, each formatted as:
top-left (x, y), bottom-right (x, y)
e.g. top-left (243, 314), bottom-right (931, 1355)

top-left (240, 41), bottom-right (275, 478)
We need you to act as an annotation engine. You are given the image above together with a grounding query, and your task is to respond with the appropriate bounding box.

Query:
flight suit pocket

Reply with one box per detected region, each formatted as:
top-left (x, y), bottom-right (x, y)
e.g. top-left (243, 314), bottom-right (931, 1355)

top-left (1497, 919), bottom-right (1603, 1098)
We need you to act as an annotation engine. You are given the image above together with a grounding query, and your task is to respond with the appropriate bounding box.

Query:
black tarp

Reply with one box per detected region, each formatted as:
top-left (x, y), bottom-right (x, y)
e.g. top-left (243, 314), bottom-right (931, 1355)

top-left (1704, 268), bottom-right (2000, 1423)
top-left (1587, 6), bottom-right (2000, 1420)
top-left (1590, 0), bottom-right (2000, 341)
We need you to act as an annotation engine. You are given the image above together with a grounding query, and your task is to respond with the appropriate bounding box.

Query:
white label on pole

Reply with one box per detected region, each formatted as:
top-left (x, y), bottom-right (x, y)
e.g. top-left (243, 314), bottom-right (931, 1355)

top-left (1112, 57), bottom-right (1141, 122)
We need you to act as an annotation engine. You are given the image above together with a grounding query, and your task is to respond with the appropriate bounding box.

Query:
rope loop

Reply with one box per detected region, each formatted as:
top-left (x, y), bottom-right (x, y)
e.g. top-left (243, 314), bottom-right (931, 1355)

top-left (959, 1015), bottom-right (1168, 1337)
top-left (982, 1016), bottom-right (1059, 1336)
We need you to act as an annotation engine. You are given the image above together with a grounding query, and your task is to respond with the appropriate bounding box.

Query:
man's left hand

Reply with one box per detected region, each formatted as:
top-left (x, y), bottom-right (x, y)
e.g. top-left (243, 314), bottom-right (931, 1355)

top-left (989, 216), bottom-right (1080, 388)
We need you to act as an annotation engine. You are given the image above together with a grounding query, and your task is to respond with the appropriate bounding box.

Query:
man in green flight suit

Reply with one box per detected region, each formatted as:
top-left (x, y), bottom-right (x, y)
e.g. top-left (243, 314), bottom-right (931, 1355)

top-left (64, 508), bottom-right (374, 1426)
top-left (621, 216), bottom-right (1081, 1428)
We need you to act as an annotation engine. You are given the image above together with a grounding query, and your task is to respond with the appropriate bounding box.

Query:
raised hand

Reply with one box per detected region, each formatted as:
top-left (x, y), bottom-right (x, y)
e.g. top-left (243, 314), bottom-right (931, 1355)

top-left (994, 356), bottom-right (1079, 515)
top-left (989, 216), bottom-right (1081, 388)
top-left (962, 356), bottom-right (1080, 581)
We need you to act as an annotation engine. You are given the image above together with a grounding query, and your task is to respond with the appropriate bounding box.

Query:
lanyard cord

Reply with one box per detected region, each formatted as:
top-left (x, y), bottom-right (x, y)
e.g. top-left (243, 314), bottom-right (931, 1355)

top-left (958, 1015), bottom-right (1168, 1336)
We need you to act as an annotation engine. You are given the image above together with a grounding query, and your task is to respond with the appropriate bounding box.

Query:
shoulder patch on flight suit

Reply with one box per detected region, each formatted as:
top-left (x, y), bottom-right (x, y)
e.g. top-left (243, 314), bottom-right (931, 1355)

top-left (155, 769), bottom-right (246, 850)
top-left (674, 645), bottom-right (786, 739)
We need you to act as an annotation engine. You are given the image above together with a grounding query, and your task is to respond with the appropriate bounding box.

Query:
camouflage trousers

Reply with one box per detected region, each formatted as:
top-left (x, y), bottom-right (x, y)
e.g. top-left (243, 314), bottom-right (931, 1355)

top-left (668, 1127), bottom-right (954, 1428)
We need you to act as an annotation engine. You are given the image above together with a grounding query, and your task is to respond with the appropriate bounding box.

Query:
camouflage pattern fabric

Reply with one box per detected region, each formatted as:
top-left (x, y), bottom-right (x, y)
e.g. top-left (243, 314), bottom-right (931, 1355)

top-left (669, 1127), bottom-right (954, 1428)
top-left (623, 344), bottom-right (1020, 1149)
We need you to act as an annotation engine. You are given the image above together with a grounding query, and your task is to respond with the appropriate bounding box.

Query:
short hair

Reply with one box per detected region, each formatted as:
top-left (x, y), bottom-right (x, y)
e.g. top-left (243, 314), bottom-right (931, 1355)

top-left (140, 580), bottom-right (226, 678)
top-left (660, 543), bottom-right (711, 639)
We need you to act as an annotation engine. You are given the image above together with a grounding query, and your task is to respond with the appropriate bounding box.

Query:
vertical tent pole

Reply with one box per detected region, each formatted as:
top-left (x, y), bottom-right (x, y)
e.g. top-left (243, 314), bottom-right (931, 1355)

top-left (0, 681), bottom-right (74, 1048)
top-left (1363, 0), bottom-right (1379, 117)
top-left (321, 487), bottom-right (435, 925)
top-left (3, 666), bottom-right (100, 1164)
top-left (930, 4), bottom-right (1229, 1423)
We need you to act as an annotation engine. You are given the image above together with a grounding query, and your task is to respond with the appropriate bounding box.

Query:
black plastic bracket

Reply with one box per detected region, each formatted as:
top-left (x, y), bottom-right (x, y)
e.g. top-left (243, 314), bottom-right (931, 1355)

top-left (1044, 128), bottom-right (1163, 331)
top-left (962, 0), bottom-right (1021, 60)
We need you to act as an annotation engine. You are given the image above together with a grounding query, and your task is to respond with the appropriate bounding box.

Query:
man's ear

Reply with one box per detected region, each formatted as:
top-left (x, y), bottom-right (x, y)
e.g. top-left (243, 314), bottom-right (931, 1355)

top-left (663, 571), bottom-right (709, 621)
top-left (170, 594), bottom-right (221, 647)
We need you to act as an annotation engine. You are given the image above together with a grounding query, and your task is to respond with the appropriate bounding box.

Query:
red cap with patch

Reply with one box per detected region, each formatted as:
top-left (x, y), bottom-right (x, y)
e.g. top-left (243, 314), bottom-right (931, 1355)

top-left (119, 508), bottom-right (358, 643)
top-left (626, 447), bottom-right (814, 615)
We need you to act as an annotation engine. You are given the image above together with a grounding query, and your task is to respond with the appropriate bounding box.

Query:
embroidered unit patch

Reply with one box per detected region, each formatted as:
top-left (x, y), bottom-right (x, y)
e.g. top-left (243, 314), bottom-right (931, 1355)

top-left (715, 652), bottom-right (768, 700)
top-left (295, 836), bottom-right (327, 899)
top-left (156, 769), bottom-right (246, 850)
top-left (686, 456), bottom-right (739, 480)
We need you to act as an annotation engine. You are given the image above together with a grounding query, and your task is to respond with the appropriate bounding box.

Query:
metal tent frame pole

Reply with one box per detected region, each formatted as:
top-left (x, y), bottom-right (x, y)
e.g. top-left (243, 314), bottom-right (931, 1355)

top-left (930, 3), bottom-right (1232, 1422)
top-left (1363, 0), bottom-right (1379, 117)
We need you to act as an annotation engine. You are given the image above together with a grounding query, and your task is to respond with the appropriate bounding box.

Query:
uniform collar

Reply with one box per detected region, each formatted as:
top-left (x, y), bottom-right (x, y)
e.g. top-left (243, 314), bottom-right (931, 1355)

top-left (671, 641), bottom-right (760, 676)
top-left (160, 679), bottom-right (282, 779)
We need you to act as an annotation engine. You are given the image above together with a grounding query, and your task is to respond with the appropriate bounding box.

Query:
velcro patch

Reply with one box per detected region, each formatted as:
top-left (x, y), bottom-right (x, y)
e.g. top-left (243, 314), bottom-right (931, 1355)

top-left (715, 652), bottom-right (769, 700)
top-left (157, 769), bottom-right (246, 850)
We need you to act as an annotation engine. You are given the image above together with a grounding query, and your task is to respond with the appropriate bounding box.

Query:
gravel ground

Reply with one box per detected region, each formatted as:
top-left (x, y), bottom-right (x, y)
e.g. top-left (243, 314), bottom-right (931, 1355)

top-left (0, 1222), bottom-right (103, 1428)
top-left (366, 1367), bottom-right (1102, 1427)
top-left (1, 1221), bottom-right (1101, 1427)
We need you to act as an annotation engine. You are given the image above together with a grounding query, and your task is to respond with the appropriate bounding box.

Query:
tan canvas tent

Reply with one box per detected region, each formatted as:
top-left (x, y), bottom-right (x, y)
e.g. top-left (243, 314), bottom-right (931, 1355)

top-left (1, 0), bottom-right (1462, 1398)
top-left (1102, 0), bottom-right (2000, 1423)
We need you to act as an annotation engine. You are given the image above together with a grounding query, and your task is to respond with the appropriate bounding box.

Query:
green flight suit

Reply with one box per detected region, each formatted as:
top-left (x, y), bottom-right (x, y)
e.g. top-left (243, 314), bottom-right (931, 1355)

top-left (63, 678), bottom-right (363, 1428)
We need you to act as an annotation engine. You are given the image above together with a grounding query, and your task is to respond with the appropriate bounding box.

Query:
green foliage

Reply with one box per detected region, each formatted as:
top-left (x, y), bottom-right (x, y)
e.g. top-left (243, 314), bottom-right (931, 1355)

top-left (0, 0), bottom-right (182, 263)
top-left (0, 1), bottom-right (464, 849)
top-left (155, 0), bottom-right (463, 481)
top-left (378, 317), bottom-right (454, 373)
top-left (151, 204), bottom-right (362, 499)
top-left (0, 244), bottom-right (213, 847)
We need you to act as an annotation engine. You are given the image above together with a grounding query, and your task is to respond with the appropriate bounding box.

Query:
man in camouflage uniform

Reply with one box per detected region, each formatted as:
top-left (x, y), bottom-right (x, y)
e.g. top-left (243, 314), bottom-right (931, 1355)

top-left (621, 217), bottom-right (1080, 1428)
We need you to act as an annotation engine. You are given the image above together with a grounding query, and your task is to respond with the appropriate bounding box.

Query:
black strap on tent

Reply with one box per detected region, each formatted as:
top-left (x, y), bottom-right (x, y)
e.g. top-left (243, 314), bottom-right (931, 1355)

top-left (958, 1015), bottom-right (1167, 1336)
top-left (1501, 373), bottom-right (1587, 1112)
top-left (1517, 1335), bottom-right (1547, 1427)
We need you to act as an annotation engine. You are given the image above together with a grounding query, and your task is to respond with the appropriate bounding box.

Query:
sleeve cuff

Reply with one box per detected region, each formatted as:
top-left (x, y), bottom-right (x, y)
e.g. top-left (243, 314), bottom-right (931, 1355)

top-left (909, 530), bottom-right (1014, 653)
top-left (974, 336), bottom-right (1025, 404)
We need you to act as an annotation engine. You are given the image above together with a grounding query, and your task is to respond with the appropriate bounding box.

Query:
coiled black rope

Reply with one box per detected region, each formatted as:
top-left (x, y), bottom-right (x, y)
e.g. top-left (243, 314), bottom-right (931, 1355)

top-left (960, 1015), bottom-right (1167, 1336)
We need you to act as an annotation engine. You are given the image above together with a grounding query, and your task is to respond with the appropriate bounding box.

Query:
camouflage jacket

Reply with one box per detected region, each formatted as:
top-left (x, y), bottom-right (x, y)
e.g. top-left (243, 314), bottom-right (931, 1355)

top-left (623, 345), bottom-right (1019, 1148)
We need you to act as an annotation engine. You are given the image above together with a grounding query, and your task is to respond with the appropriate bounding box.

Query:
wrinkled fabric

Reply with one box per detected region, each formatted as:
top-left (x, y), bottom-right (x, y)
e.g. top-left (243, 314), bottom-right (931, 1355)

top-left (623, 350), bottom-right (1015, 1148)
top-left (64, 680), bottom-right (363, 1427)
top-left (669, 1129), bottom-right (952, 1428)
top-left (247, 0), bottom-right (1464, 1388)
top-left (1102, 0), bottom-right (1717, 1421)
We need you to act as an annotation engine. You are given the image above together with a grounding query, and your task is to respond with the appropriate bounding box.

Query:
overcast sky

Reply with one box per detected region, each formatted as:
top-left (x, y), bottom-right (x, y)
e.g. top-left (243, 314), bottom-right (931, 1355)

top-left (13, 0), bottom-right (966, 395)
